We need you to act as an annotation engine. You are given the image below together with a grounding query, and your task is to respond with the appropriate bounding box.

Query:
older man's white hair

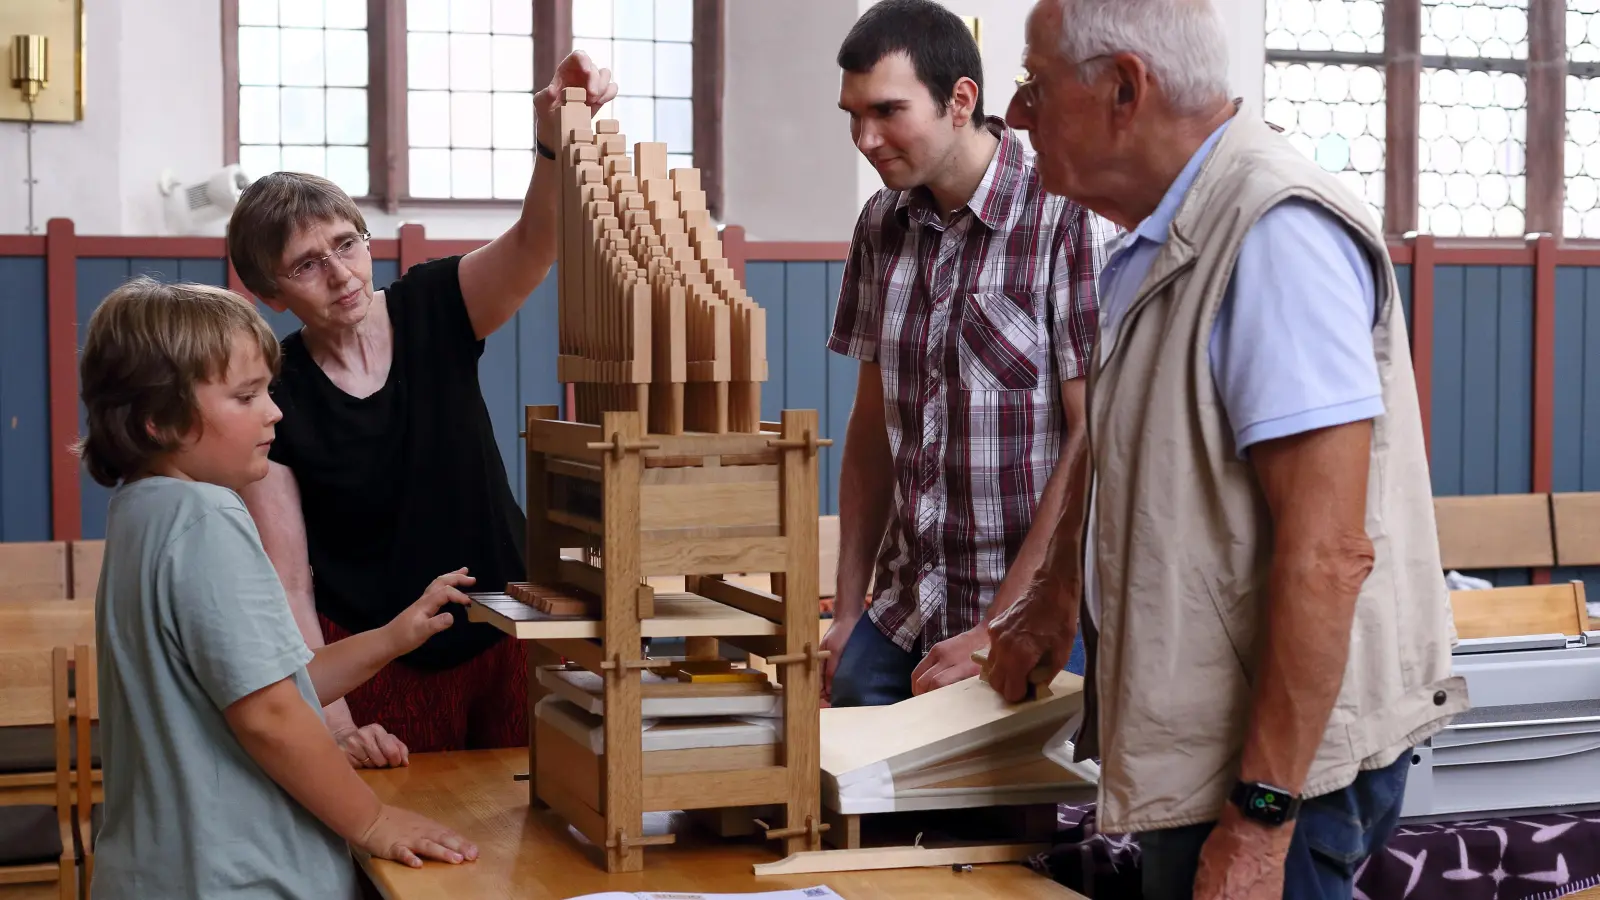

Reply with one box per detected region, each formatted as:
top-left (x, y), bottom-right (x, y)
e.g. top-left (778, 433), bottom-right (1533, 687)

top-left (1051, 0), bottom-right (1231, 115)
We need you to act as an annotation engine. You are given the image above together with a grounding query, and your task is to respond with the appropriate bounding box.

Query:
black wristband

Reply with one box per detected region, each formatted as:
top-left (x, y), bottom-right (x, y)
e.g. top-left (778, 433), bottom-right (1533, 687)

top-left (536, 139), bottom-right (556, 160)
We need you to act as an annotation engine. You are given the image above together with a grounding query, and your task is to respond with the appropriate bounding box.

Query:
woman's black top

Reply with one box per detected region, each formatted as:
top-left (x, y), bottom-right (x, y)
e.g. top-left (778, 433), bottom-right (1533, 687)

top-left (268, 256), bottom-right (526, 671)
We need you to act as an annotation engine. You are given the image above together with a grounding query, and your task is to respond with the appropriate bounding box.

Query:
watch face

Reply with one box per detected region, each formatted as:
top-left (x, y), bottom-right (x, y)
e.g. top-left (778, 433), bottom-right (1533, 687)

top-left (1241, 784), bottom-right (1294, 825)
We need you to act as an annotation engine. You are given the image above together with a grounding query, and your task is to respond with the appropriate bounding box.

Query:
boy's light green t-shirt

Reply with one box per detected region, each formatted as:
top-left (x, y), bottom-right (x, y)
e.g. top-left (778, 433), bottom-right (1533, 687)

top-left (93, 477), bottom-right (360, 900)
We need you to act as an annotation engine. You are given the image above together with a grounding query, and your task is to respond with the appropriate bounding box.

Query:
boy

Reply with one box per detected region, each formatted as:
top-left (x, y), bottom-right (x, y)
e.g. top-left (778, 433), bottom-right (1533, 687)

top-left (79, 277), bottom-right (479, 898)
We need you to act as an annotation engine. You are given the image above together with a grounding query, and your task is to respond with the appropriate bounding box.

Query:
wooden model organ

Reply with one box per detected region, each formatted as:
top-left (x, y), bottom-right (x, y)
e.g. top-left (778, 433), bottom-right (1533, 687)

top-left (467, 87), bottom-right (829, 874)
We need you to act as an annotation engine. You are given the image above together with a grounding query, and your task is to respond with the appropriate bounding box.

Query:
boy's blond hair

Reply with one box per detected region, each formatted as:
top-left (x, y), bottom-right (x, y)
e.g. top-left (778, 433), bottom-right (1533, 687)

top-left (77, 277), bottom-right (281, 488)
top-left (227, 171), bottom-right (368, 299)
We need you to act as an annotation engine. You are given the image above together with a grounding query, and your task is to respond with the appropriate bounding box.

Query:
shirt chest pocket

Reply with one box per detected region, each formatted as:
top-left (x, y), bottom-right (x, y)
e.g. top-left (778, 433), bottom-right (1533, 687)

top-left (956, 290), bottom-right (1047, 392)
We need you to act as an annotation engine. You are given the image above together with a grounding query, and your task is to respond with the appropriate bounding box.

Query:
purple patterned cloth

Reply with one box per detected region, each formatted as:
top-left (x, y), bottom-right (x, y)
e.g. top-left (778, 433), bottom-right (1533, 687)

top-left (1031, 805), bottom-right (1600, 899)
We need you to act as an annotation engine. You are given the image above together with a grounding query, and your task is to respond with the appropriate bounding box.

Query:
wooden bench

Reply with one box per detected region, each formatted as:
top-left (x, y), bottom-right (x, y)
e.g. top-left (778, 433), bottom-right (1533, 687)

top-left (1450, 582), bottom-right (1591, 640)
top-left (1433, 494), bottom-right (1555, 571)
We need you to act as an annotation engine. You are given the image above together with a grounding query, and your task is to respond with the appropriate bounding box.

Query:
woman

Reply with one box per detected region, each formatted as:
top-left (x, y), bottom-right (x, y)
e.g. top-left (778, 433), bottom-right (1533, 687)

top-left (229, 52), bottom-right (617, 767)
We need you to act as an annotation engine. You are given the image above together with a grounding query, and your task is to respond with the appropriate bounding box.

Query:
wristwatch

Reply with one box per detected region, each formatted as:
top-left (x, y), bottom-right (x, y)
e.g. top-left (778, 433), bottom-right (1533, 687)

top-left (1229, 780), bottom-right (1301, 826)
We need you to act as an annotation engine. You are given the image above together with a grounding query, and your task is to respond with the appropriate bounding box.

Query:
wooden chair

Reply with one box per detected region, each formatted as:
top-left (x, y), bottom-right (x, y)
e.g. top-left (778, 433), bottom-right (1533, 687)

top-left (1553, 492), bottom-right (1600, 567)
top-left (0, 543), bottom-right (70, 602)
top-left (0, 646), bottom-right (77, 900)
top-left (69, 541), bottom-right (105, 601)
top-left (1434, 494), bottom-right (1555, 570)
top-left (1449, 582), bottom-right (1592, 640)
top-left (72, 646), bottom-right (98, 894)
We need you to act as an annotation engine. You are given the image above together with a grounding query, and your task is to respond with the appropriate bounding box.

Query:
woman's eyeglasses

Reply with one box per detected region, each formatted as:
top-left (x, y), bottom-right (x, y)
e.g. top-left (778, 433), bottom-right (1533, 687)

top-left (283, 233), bottom-right (371, 282)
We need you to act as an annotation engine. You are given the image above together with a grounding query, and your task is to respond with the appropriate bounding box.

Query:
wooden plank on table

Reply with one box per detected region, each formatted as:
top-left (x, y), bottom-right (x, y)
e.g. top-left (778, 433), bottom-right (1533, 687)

top-left (1552, 492), bottom-right (1600, 566)
top-left (820, 515), bottom-right (839, 599)
top-left (641, 536), bottom-right (789, 576)
top-left (1450, 583), bottom-right (1591, 639)
top-left (821, 674), bottom-right (1085, 784)
top-left (752, 842), bottom-right (1053, 876)
top-left (643, 766), bottom-right (789, 811)
top-left (1434, 494), bottom-right (1554, 569)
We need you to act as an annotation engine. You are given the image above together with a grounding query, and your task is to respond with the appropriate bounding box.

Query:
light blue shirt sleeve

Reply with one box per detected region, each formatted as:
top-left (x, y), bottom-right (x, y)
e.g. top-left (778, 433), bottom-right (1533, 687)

top-left (1210, 198), bottom-right (1384, 458)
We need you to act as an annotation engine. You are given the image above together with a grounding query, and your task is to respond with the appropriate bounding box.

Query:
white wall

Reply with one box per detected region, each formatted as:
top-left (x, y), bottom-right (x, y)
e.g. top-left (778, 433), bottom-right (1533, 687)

top-left (0, 0), bottom-right (1267, 241)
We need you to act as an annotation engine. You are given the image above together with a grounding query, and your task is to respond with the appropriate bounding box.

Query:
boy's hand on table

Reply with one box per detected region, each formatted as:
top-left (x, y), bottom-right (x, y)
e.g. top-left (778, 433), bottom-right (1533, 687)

top-left (384, 568), bottom-right (476, 656)
top-left (357, 805), bottom-right (479, 868)
top-left (333, 723), bottom-right (408, 769)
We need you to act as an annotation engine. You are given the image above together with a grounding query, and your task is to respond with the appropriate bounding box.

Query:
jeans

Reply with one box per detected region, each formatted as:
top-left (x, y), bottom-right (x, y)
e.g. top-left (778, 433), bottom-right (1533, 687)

top-left (829, 617), bottom-right (918, 707)
top-left (828, 617), bottom-right (1090, 707)
top-left (1139, 749), bottom-right (1412, 900)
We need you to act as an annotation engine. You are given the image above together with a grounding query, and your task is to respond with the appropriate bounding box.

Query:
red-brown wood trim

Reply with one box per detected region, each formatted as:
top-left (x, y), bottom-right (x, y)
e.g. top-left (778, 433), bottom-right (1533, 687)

top-left (0, 236), bottom-right (46, 256)
top-left (422, 239), bottom-right (490, 258)
top-left (1526, 0), bottom-right (1566, 237)
top-left (1384, 0), bottom-right (1420, 237)
top-left (1411, 235), bottom-right (1436, 457)
top-left (722, 225), bottom-right (748, 282)
top-left (222, 0), bottom-right (240, 167)
top-left (398, 223), bottom-right (428, 271)
top-left (1532, 253), bottom-right (1555, 588)
top-left (1387, 242), bottom-right (1413, 265)
top-left (75, 237), bottom-right (227, 258)
top-left (1553, 244), bottom-right (1600, 266)
top-left (535, 0), bottom-right (573, 90)
top-left (1428, 243), bottom-right (1537, 266)
top-left (368, 237), bottom-right (400, 260)
top-left (1532, 234), bottom-right (1556, 496)
top-left (742, 240), bottom-right (852, 262)
top-left (693, 0), bottom-right (725, 221)
top-left (45, 219), bottom-right (81, 542)
top-left (370, 0), bottom-right (407, 214)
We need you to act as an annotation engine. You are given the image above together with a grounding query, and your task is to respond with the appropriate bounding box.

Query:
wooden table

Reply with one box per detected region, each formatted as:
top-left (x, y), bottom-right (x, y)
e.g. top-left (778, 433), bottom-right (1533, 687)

top-left (357, 749), bottom-right (1086, 900)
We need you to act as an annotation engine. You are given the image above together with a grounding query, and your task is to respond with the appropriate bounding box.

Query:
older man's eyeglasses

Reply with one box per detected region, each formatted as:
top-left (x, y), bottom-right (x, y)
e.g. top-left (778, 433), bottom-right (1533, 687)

top-left (284, 233), bottom-right (371, 282)
top-left (1014, 72), bottom-right (1040, 111)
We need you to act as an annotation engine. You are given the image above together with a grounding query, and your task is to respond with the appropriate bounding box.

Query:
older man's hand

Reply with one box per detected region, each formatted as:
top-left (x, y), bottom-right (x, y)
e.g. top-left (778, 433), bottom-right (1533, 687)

top-left (1192, 804), bottom-right (1294, 900)
top-left (983, 575), bottom-right (1078, 703)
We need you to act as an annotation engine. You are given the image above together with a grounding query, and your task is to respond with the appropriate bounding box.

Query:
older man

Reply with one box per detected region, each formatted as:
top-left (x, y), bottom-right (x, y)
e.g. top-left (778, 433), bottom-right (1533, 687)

top-left (983, 1), bottom-right (1468, 898)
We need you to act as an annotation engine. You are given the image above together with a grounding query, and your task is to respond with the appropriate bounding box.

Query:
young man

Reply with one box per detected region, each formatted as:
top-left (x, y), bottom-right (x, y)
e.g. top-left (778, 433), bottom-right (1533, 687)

top-left (822, 0), bottom-right (1111, 707)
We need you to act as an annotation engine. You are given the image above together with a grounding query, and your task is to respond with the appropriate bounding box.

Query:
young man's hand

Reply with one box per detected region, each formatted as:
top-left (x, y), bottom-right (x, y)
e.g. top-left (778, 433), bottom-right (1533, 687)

top-left (819, 613), bottom-right (859, 705)
top-left (910, 627), bottom-right (988, 695)
top-left (356, 805), bottom-right (479, 868)
top-left (383, 569), bottom-right (476, 657)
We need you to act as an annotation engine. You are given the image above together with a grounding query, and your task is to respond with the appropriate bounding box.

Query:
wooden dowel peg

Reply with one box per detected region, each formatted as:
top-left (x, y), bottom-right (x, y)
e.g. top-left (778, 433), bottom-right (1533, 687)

top-left (587, 433), bottom-right (662, 460)
top-left (766, 432), bottom-right (834, 457)
top-left (765, 643), bottom-right (831, 667)
top-left (755, 817), bottom-right (831, 841)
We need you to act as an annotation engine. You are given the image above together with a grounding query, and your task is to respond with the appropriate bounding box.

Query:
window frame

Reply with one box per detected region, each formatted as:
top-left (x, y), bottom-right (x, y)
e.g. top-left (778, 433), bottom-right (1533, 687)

top-left (222, 0), bottom-right (725, 218)
top-left (1264, 0), bottom-right (1566, 237)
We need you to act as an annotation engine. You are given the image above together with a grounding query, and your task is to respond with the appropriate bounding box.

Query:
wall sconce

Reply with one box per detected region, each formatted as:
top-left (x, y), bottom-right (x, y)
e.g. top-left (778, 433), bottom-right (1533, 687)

top-left (11, 34), bottom-right (48, 104)
top-left (0, 1), bottom-right (84, 123)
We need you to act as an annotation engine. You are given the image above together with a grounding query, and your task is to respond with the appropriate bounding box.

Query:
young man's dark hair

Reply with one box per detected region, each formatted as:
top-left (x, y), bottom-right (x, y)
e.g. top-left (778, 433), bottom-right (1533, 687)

top-left (837, 0), bottom-right (985, 125)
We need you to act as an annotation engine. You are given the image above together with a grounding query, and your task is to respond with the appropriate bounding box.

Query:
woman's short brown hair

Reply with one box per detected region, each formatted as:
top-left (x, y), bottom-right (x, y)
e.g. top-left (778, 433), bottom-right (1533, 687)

top-left (226, 171), bottom-right (367, 299)
top-left (77, 277), bottom-right (281, 488)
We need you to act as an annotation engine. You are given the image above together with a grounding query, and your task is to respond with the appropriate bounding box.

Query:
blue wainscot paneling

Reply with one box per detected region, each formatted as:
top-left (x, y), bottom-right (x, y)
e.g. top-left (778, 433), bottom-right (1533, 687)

top-left (744, 260), bottom-right (853, 515)
top-left (1429, 264), bottom-right (1535, 586)
top-left (0, 257), bottom-right (52, 541)
top-left (1551, 267), bottom-right (1600, 598)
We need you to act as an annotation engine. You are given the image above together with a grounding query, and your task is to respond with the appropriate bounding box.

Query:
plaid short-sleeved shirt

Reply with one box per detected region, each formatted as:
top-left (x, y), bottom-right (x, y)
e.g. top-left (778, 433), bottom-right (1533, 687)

top-left (827, 118), bottom-right (1112, 654)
